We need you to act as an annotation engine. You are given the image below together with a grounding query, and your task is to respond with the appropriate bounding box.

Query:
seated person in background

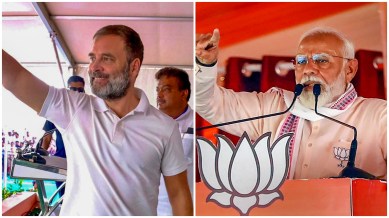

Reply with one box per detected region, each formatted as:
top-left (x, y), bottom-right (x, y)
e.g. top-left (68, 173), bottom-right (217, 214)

top-left (195, 27), bottom-right (386, 180)
top-left (41, 75), bottom-right (85, 197)
top-left (155, 67), bottom-right (194, 215)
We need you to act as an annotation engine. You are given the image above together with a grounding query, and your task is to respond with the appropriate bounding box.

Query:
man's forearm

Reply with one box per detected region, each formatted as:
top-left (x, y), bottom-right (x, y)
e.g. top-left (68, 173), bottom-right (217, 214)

top-left (195, 63), bottom-right (220, 118)
top-left (171, 190), bottom-right (193, 215)
top-left (2, 50), bottom-right (49, 113)
top-left (41, 134), bottom-right (53, 150)
top-left (2, 50), bottom-right (25, 91)
top-left (165, 171), bottom-right (194, 215)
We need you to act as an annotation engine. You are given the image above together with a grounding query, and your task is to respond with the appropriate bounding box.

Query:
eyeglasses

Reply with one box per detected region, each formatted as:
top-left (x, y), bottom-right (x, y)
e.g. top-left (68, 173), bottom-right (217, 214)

top-left (69, 87), bottom-right (85, 93)
top-left (292, 53), bottom-right (353, 69)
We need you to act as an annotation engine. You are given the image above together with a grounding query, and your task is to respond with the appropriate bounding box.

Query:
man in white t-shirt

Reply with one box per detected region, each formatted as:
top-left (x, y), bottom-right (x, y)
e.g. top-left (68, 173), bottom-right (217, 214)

top-left (2, 25), bottom-right (193, 215)
top-left (155, 67), bottom-right (194, 215)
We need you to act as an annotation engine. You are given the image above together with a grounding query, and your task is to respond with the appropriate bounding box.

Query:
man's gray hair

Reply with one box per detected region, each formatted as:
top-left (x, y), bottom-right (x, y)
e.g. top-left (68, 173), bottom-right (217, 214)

top-left (299, 27), bottom-right (355, 59)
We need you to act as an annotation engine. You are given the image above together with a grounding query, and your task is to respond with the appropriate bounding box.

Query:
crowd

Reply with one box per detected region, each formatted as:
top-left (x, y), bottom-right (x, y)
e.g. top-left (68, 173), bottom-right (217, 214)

top-left (2, 128), bottom-right (40, 175)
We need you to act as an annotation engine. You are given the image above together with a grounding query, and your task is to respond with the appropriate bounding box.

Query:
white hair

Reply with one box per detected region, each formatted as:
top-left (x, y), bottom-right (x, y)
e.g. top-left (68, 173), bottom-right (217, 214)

top-left (299, 27), bottom-right (355, 59)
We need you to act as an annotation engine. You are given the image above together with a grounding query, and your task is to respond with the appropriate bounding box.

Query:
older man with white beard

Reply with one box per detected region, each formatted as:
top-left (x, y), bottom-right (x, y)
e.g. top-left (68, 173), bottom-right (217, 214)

top-left (195, 27), bottom-right (386, 180)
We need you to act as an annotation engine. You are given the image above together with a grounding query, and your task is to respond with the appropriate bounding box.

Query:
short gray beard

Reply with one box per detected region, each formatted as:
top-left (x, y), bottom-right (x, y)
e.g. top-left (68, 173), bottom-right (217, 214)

top-left (89, 63), bottom-right (130, 100)
top-left (299, 72), bottom-right (346, 109)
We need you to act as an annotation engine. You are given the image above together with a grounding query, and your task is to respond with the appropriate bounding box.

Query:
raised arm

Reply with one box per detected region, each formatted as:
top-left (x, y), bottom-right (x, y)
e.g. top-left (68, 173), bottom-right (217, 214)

top-left (195, 29), bottom-right (273, 138)
top-left (195, 29), bottom-right (221, 119)
top-left (2, 50), bottom-right (49, 113)
top-left (196, 28), bottom-right (220, 64)
top-left (164, 171), bottom-right (193, 215)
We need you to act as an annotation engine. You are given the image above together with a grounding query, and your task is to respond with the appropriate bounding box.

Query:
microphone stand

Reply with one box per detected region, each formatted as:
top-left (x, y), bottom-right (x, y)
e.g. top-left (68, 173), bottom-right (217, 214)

top-left (313, 84), bottom-right (376, 179)
top-left (197, 84), bottom-right (305, 131)
top-left (17, 128), bottom-right (57, 165)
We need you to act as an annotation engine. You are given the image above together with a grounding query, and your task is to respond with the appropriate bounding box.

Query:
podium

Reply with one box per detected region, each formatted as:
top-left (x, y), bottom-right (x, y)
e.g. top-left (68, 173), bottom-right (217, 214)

top-left (11, 156), bottom-right (67, 181)
top-left (10, 156), bottom-right (67, 216)
top-left (196, 178), bottom-right (386, 216)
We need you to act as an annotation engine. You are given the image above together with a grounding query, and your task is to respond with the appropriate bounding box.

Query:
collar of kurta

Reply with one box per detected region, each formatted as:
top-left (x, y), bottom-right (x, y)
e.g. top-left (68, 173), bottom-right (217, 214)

top-left (282, 83), bottom-right (357, 122)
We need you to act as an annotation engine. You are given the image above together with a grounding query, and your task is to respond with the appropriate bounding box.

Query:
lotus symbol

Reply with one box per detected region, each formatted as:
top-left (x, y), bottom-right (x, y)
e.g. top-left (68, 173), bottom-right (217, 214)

top-left (333, 147), bottom-right (349, 167)
top-left (197, 131), bottom-right (292, 215)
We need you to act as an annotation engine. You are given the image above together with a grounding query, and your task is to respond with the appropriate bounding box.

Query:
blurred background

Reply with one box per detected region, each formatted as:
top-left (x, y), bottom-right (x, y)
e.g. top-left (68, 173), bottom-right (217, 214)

top-left (196, 2), bottom-right (386, 76)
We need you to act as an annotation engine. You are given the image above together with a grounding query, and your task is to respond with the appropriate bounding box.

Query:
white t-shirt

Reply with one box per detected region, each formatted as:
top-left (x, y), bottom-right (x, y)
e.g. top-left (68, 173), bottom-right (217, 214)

top-left (157, 106), bottom-right (194, 215)
top-left (39, 87), bottom-right (187, 215)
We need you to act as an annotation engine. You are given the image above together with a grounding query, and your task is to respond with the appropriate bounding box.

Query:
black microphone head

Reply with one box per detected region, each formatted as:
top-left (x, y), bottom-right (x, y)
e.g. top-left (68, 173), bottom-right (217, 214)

top-left (294, 84), bottom-right (304, 96)
top-left (313, 84), bottom-right (321, 96)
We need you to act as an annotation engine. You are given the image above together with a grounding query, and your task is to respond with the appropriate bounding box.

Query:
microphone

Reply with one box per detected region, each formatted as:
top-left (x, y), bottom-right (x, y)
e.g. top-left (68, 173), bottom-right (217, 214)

top-left (197, 84), bottom-right (305, 131)
top-left (313, 84), bottom-right (376, 179)
top-left (17, 128), bottom-right (57, 165)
